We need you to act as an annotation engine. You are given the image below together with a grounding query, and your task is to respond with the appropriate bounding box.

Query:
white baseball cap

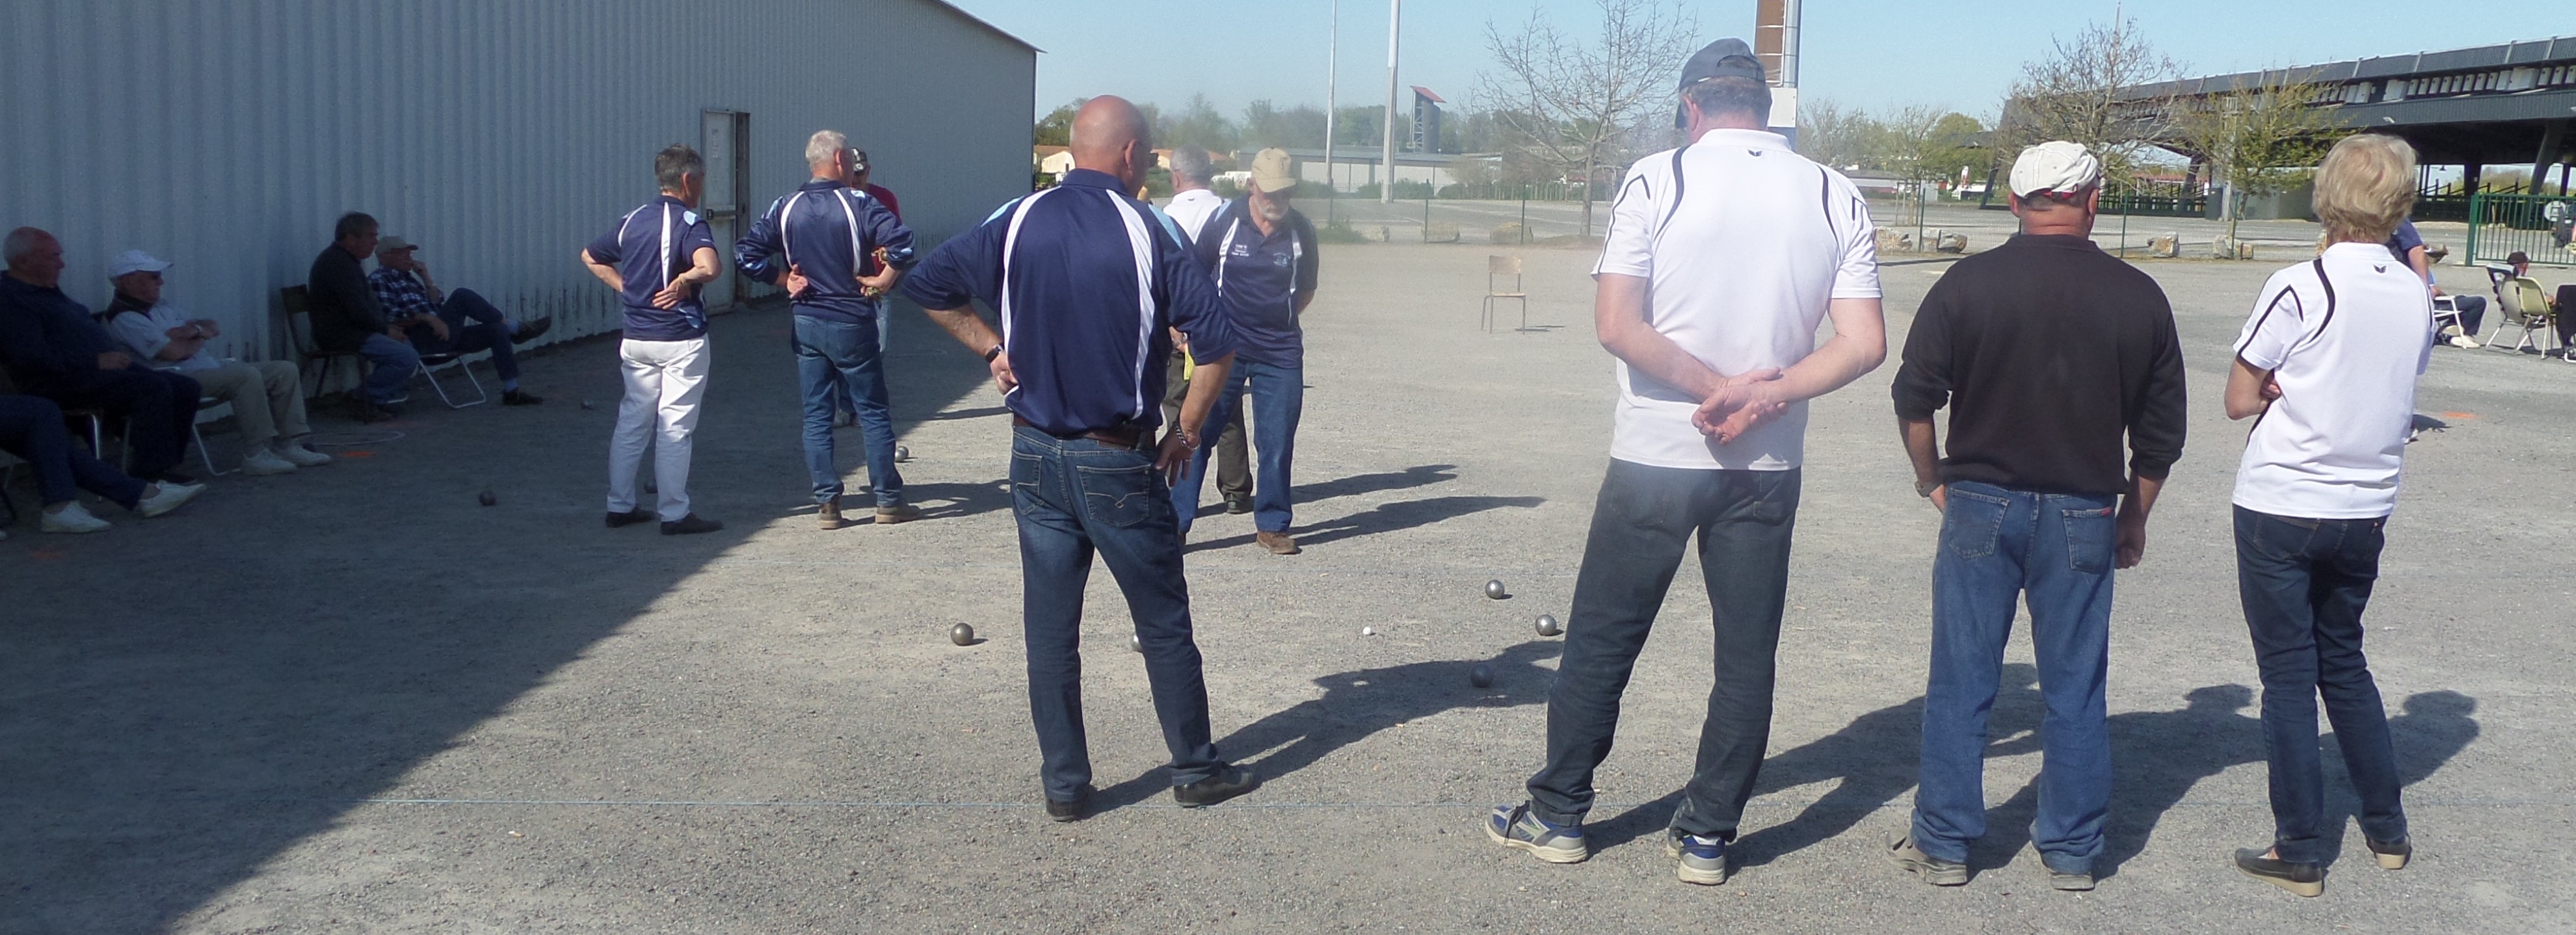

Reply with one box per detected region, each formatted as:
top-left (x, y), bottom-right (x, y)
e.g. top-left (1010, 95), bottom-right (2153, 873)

top-left (107, 249), bottom-right (172, 278)
top-left (2008, 141), bottom-right (2103, 198)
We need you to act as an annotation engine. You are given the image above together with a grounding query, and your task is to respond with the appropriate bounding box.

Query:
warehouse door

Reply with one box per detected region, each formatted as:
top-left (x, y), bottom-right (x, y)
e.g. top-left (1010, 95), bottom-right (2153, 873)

top-left (700, 110), bottom-right (751, 311)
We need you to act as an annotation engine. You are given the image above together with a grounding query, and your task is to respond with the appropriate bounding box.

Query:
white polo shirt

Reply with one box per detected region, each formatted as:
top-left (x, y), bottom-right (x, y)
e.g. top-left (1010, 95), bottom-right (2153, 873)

top-left (2231, 243), bottom-right (2432, 519)
top-left (1592, 128), bottom-right (1881, 470)
top-left (1164, 188), bottom-right (1227, 245)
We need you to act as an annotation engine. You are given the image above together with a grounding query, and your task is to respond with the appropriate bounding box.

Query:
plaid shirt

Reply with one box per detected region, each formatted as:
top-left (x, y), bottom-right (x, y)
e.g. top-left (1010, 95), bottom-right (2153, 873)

top-left (366, 266), bottom-right (441, 322)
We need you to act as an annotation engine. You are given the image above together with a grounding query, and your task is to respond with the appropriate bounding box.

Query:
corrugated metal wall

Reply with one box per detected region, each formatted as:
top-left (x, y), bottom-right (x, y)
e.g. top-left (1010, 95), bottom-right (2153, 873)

top-left (2, 0), bottom-right (1035, 361)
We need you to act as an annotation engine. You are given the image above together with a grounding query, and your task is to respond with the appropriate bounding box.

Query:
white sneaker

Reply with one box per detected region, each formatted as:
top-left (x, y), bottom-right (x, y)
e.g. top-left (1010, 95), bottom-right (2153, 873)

top-left (277, 443), bottom-right (334, 467)
top-left (135, 481), bottom-right (206, 518)
top-left (42, 501), bottom-right (111, 533)
top-left (2449, 335), bottom-right (2482, 349)
top-left (241, 449), bottom-right (299, 476)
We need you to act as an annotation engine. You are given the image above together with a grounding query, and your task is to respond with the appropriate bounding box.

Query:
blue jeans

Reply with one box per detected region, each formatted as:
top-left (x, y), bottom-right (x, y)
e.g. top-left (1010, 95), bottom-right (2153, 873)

top-left (408, 288), bottom-right (520, 384)
top-left (358, 334), bottom-right (421, 404)
top-left (0, 395), bottom-right (146, 509)
top-left (1911, 481), bottom-right (2118, 875)
top-left (1172, 358), bottom-right (1301, 533)
top-left (793, 315), bottom-right (901, 506)
top-left (2234, 507), bottom-right (2406, 863)
top-left (1525, 460), bottom-right (1800, 839)
top-left (36, 367), bottom-right (202, 481)
top-left (1011, 425), bottom-right (1224, 800)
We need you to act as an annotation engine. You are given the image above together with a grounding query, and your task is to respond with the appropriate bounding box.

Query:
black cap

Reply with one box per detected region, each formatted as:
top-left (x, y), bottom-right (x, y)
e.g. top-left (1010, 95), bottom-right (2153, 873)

top-left (1675, 38), bottom-right (1768, 128)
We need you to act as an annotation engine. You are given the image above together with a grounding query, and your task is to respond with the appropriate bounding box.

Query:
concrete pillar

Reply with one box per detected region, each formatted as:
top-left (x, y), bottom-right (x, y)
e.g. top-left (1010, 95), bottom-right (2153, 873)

top-left (2534, 120), bottom-right (2569, 196)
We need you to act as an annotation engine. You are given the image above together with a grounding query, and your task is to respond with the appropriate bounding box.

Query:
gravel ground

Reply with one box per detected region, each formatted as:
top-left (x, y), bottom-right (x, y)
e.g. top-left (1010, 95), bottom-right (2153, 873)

top-left (4, 243), bottom-right (2571, 933)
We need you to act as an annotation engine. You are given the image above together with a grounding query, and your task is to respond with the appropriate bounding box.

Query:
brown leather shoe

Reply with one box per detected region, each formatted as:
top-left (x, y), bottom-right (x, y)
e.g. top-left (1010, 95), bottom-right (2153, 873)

top-left (817, 501), bottom-right (846, 529)
top-left (1256, 531), bottom-right (1299, 555)
top-left (875, 503), bottom-right (922, 525)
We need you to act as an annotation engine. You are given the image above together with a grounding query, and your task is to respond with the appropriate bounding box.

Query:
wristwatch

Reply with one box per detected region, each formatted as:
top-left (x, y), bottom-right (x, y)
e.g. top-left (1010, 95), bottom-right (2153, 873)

top-left (1915, 479), bottom-right (1943, 499)
top-left (983, 345), bottom-right (1004, 363)
top-left (1173, 426), bottom-right (1200, 449)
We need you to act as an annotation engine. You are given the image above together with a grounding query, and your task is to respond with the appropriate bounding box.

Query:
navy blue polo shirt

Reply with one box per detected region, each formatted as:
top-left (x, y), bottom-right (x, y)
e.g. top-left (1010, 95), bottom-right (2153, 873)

top-left (734, 178), bottom-right (918, 324)
top-left (903, 168), bottom-right (1236, 436)
top-left (585, 195), bottom-right (717, 341)
top-left (1194, 199), bottom-right (1318, 367)
top-left (2383, 219), bottom-right (2424, 279)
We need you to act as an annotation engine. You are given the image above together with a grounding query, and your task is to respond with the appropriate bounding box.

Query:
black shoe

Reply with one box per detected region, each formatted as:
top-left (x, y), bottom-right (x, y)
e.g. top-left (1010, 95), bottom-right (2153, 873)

top-left (1173, 765), bottom-right (1259, 808)
top-left (605, 508), bottom-right (656, 528)
top-left (510, 317), bottom-right (554, 345)
top-left (2233, 847), bottom-right (2324, 897)
top-left (1225, 497), bottom-right (1253, 515)
top-left (660, 513), bottom-right (723, 535)
top-left (502, 389), bottom-right (545, 406)
top-left (1045, 786), bottom-right (1092, 823)
top-left (2367, 837), bottom-right (2411, 870)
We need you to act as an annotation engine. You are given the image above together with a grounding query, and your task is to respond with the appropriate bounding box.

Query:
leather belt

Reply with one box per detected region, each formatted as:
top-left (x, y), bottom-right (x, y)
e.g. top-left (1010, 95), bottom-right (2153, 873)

top-left (1013, 415), bottom-right (1146, 449)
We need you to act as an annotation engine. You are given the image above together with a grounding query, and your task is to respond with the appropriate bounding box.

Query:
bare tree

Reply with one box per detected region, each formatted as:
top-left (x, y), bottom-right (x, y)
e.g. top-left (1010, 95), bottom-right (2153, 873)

top-left (2174, 75), bottom-right (2345, 251)
top-left (2000, 14), bottom-right (2181, 185)
top-left (1796, 98), bottom-right (1872, 171)
top-left (1477, 0), bottom-right (1699, 236)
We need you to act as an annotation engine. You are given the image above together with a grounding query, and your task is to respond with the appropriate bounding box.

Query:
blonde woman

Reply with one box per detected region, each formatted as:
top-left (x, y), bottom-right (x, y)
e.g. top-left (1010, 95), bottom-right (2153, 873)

top-left (2223, 133), bottom-right (2426, 897)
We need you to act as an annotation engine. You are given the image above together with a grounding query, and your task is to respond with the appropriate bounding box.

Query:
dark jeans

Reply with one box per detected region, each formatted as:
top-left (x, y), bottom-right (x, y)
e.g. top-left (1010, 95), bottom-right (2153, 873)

top-left (1172, 358), bottom-right (1301, 534)
top-left (1909, 481), bottom-right (2118, 875)
top-left (0, 395), bottom-right (146, 509)
top-left (1526, 460), bottom-right (1800, 839)
top-left (2233, 506), bottom-right (2407, 863)
top-left (407, 288), bottom-right (520, 383)
top-left (1011, 425), bottom-right (1224, 800)
top-left (1162, 354), bottom-right (1249, 503)
top-left (36, 367), bottom-right (201, 481)
top-left (793, 315), bottom-right (901, 506)
top-left (2445, 295), bottom-right (2486, 339)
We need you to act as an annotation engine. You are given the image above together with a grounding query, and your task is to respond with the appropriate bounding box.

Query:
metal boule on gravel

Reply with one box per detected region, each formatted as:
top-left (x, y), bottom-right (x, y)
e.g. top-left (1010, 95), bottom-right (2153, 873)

top-left (1536, 614), bottom-right (1562, 637)
top-left (895, 444), bottom-right (912, 463)
top-left (1485, 579), bottom-right (1508, 599)
top-left (1129, 633), bottom-right (1143, 653)
top-left (949, 623), bottom-right (976, 646)
top-left (477, 490), bottom-right (497, 507)
top-left (1470, 665), bottom-right (1494, 689)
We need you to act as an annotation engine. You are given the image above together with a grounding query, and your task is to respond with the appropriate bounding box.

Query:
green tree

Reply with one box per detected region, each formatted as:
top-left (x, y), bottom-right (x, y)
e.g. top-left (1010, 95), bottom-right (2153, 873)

top-left (1160, 94), bottom-right (1236, 153)
top-left (1033, 98), bottom-right (1085, 146)
top-left (2174, 75), bottom-right (2345, 251)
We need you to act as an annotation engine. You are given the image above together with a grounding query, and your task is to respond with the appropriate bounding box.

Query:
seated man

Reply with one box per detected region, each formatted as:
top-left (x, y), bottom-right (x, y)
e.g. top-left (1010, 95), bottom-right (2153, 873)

top-left (0, 394), bottom-right (202, 533)
top-left (306, 213), bottom-right (414, 421)
top-left (2389, 218), bottom-right (2483, 347)
top-left (101, 250), bottom-right (332, 475)
top-left (367, 235), bottom-right (550, 405)
top-left (0, 227), bottom-right (203, 484)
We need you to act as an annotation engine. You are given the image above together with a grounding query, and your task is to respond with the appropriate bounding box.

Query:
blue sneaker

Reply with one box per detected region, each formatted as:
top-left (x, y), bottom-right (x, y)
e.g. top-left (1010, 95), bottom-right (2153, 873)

top-left (1666, 830), bottom-right (1730, 885)
top-left (1485, 803), bottom-right (1588, 863)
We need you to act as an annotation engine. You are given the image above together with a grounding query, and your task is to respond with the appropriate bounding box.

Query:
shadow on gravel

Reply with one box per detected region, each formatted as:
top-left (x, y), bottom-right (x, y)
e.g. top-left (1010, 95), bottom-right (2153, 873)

top-left (1087, 642), bottom-right (1563, 813)
top-left (1188, 494), bottom-right (1545, 553)
top-left (1187, 464), bottom-right (1459, 519)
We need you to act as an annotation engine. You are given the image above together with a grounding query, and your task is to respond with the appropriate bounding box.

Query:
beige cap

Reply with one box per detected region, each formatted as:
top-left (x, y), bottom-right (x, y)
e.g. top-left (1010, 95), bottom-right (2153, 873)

top-left (2008, 141), bottom-right (2103, 198)
top-left (1249, 148), bottom-right (1297, 194)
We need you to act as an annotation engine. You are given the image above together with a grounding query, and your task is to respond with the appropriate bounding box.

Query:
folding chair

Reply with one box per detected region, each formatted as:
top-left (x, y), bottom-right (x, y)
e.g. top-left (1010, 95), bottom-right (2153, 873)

top-left (1481, 255), bottom-right (1528, 333)
top-left (191, 398), bottom-right (234, 476)
top-left (415, 345), bottom-right (489, 408)
top-left (2430, 295), bottom-right (2466, 346)
top-left (282, 285), bottom-right (362, 400)
top-left (2488, 277), bottom-right (2560, 356)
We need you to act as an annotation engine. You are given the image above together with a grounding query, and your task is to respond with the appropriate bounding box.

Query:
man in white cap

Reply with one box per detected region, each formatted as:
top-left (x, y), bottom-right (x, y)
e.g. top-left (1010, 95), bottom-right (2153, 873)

top-left (101, 250), bottom-right (331, 475)
top-left (1885, 140), bottom-right (2188, 891)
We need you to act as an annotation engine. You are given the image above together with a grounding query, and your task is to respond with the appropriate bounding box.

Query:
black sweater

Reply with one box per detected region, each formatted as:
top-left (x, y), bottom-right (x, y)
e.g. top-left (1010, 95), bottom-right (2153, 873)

top-left (306, 243), bottom-right (390, 353)
top-left (1892, 234), bottom-right (2187, 496)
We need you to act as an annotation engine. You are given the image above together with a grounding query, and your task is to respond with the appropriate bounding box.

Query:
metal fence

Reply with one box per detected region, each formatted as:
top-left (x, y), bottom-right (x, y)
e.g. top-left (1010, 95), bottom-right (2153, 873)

top-left (2463, 192), bottom-right (2576, 267)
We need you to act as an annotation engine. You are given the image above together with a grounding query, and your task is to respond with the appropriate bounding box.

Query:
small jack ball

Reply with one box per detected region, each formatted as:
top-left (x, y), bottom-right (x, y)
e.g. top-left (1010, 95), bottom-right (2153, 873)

top-left (1361, 626), bottom-right (1377, 637)
top-left (949, 623), bottom-right (975, 646)
top-left (1470, 665), bottom-right (1494, 689)
top-left (1485, 579), bottom-right (1507, 599)
top-left (1130, 633), bottom-right (1144, 653)
top-left (1535, 614), bottom-right (1562, 637)
top-left (477, 490), bottom-right (497, 507)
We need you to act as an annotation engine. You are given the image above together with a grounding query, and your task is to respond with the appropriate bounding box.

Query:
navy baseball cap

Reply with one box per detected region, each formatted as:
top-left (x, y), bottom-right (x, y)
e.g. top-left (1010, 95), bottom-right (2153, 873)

top-left (1675, 38), bottom-right (1768, 128)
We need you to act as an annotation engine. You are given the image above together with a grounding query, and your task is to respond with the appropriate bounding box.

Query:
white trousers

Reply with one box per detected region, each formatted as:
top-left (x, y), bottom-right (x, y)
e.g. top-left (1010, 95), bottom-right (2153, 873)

top-left (607, 337), bottom-right (709, 521)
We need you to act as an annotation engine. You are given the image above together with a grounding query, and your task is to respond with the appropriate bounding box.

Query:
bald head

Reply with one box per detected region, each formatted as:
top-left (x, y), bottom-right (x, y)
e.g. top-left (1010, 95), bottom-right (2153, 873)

top-left (1070, 96), bottom-right (1153, 189)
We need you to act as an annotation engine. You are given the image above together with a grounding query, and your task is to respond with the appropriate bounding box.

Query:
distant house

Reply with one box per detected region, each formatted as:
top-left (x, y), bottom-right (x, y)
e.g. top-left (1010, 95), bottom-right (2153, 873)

top-left (1033, 145), bottom-right (1074, 182)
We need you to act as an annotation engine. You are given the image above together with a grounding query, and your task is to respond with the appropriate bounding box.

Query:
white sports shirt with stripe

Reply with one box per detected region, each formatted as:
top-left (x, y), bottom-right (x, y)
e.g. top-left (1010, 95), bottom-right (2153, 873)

top-left (1592, 128), bottom-right (1883, 471)
top-left (2230, 242), bottom-right (2432, 520)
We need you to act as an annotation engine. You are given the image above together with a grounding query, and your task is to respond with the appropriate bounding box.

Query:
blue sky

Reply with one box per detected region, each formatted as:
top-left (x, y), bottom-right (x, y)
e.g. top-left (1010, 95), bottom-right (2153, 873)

top-left (950, 0), bottom-right (2558, 125)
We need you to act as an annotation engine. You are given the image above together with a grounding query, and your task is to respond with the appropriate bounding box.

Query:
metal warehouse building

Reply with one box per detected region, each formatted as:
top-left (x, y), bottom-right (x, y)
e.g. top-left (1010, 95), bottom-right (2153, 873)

top-left (1, 0), bottom-right (1036, 360)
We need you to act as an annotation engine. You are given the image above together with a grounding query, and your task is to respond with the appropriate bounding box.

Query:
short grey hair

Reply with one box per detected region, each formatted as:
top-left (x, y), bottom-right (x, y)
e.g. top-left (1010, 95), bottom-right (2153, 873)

top-left (655, 144), bottom-right (704, 193)
top-left (1684, 76), bottom-right (1773, 125)
top-left (1169, 148), bottom-right (1213, 185)
top-left (2, 227), bottom-right (51, 265)
top-left (806, 130), bottom-right (849, 168)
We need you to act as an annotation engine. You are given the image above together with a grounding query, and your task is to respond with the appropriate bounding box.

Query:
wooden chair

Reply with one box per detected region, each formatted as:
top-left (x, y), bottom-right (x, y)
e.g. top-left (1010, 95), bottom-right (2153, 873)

top-left (1481, 255), bottom-right (1528, 333)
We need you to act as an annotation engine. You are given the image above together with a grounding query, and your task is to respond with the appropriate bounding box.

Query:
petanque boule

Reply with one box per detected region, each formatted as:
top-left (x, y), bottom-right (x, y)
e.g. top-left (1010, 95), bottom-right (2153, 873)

top-left (1129, 633), bottom-right (1143, 653)
top-left (477, 490), bottom-right (497, 507)
top-left (1536, 613), bottom-right (1562, 637)
top-left (895, 444), bottom-right (912, 463)
top-left (1470, 665), bottom-right (1494, 688)
top-left (1485, 579), bottom-right (1508, 599)
top-left (949, 623), bottom-right (976, 646)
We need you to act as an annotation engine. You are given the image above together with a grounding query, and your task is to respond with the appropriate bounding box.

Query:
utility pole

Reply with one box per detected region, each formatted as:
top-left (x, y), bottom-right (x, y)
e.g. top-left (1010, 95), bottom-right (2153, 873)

top-left (1325, 0), bottom-right (1338, 194)
top-left (1380, 0), bottom-right (1401, 204)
